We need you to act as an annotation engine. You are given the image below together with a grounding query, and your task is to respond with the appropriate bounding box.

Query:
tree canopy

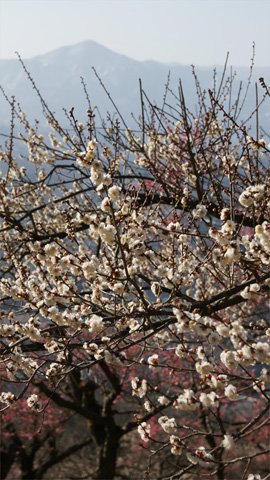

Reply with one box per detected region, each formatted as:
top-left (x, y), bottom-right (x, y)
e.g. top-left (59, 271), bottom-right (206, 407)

top-left (0, 58), bottom-right (270, 480)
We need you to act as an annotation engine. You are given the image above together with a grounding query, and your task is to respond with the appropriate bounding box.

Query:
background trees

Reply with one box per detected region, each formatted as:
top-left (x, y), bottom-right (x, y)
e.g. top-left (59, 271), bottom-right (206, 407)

top-left (0, 381), bottom-right (94, 479)
top-left (0, 58), bottom-right (269, 479)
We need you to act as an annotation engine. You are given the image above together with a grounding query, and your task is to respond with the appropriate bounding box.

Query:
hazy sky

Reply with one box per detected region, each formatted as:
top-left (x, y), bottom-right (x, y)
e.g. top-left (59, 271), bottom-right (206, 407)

top-left (0, 0), bottom-right (269, 67)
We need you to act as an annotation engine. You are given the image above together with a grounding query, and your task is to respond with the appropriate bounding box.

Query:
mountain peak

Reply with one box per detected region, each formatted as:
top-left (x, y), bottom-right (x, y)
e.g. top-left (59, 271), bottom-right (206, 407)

top-left (34, 39), bottom-right (139, 68)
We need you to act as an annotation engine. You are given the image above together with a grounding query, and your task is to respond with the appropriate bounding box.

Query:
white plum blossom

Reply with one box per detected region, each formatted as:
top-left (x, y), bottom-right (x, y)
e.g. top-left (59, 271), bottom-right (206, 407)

top-left (147, 354), bottom-right (160, 370)
top-left (235, 345), bottom-right (255, 366)
top-left (0, 392), bottom-right (16, 406)
top-left (101, 197), bottom-right (111, 212)
top-left (104, 351), bottom-right (124, 368)
top-left (175, 389), bottom-right (199, 411)
top-left (158, 395), bottom-right (169, 406)
top-left (158, 416), bottom-right (177, 434)
top-left (196, 360), bottom-right (213, 375)
top-left (85, 315), bottom-right (104, 333)
top-left (45, 341), bottom-right (59, 353)
top-left (170, 435), bottom-right (182, 455)
top-left (87, 139), bottom-right (98, 152)
top-left (222, 434), bottom-right (234, 450)
top-left (151, 281), bottom-right (161, 297)
top-left (138, 422), bottom-right (151, 442)
top-left (112, 283), bottom-right (125, 295)
top-left (99, 224), bottom-right (116, 245)
top-left (224, 384), bottom-right (239, 400)
top-left (90, 168), bottom-right (103, 185)
top-left (144, 400), bottom-right (152, 412)
top-left (250, 283), bottom-right (260, 293)
top-left (192, 204), bottom-right (207, 218)
top-left (131, 377), bottom-right (147, 398)
top-left (207, 331), bottom-right (221, 345)
top-left (187, 446), bottom-right (213, 465)
top-left (175, 344), bottom-right (188, 358)
top-left (220, 350), bottom-right (238, 370)
top-left (224, 244), bottom-right (240, 264)
top-left (252, 342), bottom-right (270, 363)
top-left (82, 260), bottom-right (97, 279)
top-left (239, 185), bottom-right (265, 208)
top-left (46, 362), bottom-right (62, 378)
top-left (27, 394), bottom-right (43, 411)
top-left (108, 185), bottom-right (121, 202)
top-left (44, 243), bottom-right (58, 256)
top-left (24, 324), bottom-right (41, 341)
top-left (220, 207), bottom-right (230, 220)
top-left (260, 367), bottom-right (270, 383)
top-left (209, 375), bottom-right (227, 389)
top-left (199, 391), bottom-right (219, 408)
top-left (221, 220), bottom-right (236, 233)
top-left (83, 342), bottom-right (98, 354)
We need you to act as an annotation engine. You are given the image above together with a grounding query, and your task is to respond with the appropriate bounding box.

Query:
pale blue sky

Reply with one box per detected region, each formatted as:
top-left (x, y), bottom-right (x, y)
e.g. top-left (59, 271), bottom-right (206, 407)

top-left (0, 0), bottom-right (269, 67)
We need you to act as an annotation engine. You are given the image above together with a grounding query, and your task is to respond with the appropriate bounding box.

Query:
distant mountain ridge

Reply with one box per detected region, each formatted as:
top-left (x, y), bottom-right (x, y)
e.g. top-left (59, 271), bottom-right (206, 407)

top-left (0, 40), bottom-right (269, 135)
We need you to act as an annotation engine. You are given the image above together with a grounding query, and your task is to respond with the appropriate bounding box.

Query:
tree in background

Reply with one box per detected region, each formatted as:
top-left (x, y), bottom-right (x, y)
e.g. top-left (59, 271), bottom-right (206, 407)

top-left (1, 378), bottom-right (94, 479)
top-left (0, 55), bottom-right (270, 479)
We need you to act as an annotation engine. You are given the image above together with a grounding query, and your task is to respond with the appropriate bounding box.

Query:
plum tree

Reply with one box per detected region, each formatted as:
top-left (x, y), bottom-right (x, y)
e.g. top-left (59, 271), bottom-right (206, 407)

top-left (0, 56), bottom-right (269, 479)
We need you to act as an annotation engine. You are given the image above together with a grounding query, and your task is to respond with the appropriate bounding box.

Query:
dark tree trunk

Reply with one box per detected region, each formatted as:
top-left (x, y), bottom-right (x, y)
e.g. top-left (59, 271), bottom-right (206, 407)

top-left (21, 451), bottom-right (36, 480)
top-left (93, 429), bottom-right (121, 480)
top-left (1, 451), bottom-right (16, 479)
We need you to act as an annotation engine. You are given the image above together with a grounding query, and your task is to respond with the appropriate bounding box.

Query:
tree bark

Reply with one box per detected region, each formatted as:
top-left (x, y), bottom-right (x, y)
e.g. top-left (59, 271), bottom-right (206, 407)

top-left (93, 429), bottom-right (121, 480)
top-left (21, 450), bottom-right (36, 480)
top-left (0, 451), bottom-right (16, 479)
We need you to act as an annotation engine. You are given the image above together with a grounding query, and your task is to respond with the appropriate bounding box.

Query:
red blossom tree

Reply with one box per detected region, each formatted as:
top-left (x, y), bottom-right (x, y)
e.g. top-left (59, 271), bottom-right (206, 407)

top-left (0, 378), bottom-right (95, 479)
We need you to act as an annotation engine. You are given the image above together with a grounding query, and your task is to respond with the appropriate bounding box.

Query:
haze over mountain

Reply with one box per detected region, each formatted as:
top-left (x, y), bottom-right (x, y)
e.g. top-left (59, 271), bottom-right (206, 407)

top-left (0, 40), bottom-right (269, 137)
